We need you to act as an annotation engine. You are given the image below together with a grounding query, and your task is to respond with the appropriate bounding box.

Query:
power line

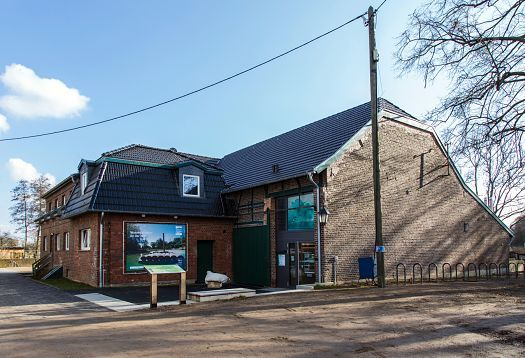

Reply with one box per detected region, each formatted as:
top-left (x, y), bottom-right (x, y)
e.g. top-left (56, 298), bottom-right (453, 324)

top-left (375, 0), bottom-right (388, 13)
top-left (0, 11), bottom-right (367, 142)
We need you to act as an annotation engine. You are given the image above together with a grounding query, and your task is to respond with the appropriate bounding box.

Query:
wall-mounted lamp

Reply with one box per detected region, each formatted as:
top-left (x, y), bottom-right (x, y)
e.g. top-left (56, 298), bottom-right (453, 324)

top-left (319, 207), bottom-right (330, 225)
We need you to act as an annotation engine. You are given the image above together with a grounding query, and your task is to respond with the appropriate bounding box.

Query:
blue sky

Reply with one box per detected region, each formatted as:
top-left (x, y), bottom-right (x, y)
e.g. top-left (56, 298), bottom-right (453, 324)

top-left (0, 1), bottom-right (447, 235)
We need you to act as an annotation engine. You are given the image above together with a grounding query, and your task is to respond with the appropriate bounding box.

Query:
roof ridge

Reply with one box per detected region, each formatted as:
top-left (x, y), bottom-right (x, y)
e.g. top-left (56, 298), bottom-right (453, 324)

top-left (177, 151), bottom-right (220, 161)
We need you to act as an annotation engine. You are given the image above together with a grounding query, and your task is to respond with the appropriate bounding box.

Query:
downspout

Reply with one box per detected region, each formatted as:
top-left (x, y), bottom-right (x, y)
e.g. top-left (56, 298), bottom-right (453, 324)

top-left (99, 211), bottom-right (104, 288)
top-left (307, 172), bottom-right (322, 283)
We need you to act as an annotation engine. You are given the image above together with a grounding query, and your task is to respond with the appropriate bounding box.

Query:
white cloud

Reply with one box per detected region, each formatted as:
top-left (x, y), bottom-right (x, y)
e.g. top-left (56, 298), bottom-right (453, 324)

top-left (0, 64), bottom-right (89, 119)
top-left (0, 113), bottom-right (9, 133)
top-left (6, 158), bottom-right (56, 185)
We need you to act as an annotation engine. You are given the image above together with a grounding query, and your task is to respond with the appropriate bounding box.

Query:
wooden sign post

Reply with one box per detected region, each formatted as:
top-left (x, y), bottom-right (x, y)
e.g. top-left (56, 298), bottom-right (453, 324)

top-left (144, 264), bottom-right (187, 309)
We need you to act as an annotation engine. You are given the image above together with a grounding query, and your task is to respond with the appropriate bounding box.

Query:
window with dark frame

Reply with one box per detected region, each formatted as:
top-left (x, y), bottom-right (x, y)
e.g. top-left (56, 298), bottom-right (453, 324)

top-left (276, 193), bottom-right (315, 231)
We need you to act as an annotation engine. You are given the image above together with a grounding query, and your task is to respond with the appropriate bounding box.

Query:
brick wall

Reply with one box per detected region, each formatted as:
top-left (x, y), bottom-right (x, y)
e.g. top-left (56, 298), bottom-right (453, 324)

top-left (40, 212), bottom-right (100, 286)
top-left (102, 213), bottom-right (234, 286)
top-left (44, 179), bottom-right (75, 212)
top-left (40, 212), bottom-right (234, 287)
top-left (323, 119), bottom-right (510, 283)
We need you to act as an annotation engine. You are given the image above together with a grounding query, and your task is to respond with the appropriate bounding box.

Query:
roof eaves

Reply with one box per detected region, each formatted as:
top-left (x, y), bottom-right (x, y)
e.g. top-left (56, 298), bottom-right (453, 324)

top-left (85, 208), bottom-right (236, 219)
top-left (222, 172), bottom-right (314, 194)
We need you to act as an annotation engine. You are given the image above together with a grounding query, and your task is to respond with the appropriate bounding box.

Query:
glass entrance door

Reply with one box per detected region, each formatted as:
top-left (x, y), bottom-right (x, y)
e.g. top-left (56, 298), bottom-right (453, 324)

top-left (288, 242), bottom-right (316, 287)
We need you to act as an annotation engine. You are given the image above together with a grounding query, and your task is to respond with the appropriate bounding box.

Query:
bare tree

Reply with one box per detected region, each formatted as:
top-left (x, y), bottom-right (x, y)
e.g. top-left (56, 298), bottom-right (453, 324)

top-left (30, 175), bottom-right (52, 256)
top-left (452, 131), bottom-right (525, 220)
top-left (9, 180), bottom-right (33, 257)
top-left (397, 0), bottom-right (525, 219)
top-left (396, 0), bottom-right (525, 144)
top-left (9, 176), bottom-right (52, 258)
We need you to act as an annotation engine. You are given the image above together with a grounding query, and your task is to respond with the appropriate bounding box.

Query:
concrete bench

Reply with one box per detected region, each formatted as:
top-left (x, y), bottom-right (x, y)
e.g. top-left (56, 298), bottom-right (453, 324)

top-left (187, 288), bottom-right (256, 302)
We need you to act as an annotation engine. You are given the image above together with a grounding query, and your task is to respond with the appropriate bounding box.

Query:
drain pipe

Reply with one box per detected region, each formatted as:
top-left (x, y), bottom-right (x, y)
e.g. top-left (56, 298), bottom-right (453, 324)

top-left (99, 211), bottom-right (104, 288)
top-left (307, 172), bottom-right (323, 283)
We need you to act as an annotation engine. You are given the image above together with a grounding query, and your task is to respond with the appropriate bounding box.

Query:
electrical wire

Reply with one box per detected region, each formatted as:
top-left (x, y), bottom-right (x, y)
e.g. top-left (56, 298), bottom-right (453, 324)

top-left (0, 11), bottom-right (367, 142)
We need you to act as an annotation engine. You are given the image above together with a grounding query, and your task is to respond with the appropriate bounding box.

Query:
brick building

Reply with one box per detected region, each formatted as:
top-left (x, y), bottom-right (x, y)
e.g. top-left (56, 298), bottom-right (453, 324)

top-left (37, 99), bottom-right (513, 287)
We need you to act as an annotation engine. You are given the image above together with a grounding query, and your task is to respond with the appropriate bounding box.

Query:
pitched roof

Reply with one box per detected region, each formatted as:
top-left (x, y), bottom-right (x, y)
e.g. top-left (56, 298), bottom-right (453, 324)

top-left (219, 98), bottom-right (405, 192)
top-left (61, 160), bottom-right (227, 218)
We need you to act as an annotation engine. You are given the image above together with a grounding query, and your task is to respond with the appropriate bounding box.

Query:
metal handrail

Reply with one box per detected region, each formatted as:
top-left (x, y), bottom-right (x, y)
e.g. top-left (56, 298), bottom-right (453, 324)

top-left (32, 253), bottom-right (52, 277)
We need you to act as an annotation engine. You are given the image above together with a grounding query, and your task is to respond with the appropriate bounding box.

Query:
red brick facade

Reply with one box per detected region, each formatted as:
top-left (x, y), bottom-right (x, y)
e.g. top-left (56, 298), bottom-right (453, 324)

top-left (40, 212), bottom-right (234, 286)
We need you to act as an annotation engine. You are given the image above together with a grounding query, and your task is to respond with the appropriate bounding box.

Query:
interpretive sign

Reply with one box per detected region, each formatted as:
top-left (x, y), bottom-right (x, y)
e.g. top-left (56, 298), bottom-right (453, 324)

top-left (124, 222), bottom-right (187, 273)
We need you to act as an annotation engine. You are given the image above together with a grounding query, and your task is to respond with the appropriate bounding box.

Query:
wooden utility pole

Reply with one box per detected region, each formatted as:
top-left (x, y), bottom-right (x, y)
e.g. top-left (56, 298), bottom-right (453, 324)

top-left (367, 6), bottom-right (386, 288)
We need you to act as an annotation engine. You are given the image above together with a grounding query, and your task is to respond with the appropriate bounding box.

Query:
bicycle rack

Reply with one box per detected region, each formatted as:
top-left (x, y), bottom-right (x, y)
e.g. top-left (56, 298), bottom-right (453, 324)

top-left (478, 263), bottom-right (489, 280)
top-left (428, 263), bottom-right (438, 282)
top-left (395, 263), bottom-right (406, 285)
top-left (467, 263), bottom-right (478, 281)
top-left (455, 263), bottom-right (465, 281)
top-left (442, 263), bottom-right (452, 281)
top-left (488, 263), bottom-right (498, 279)
top-left (413, 263), bottom-right (423, 284)
top-left (499, 263), bottom-right (508, 278)
top-left (509, 262), bottom-right (518, 278)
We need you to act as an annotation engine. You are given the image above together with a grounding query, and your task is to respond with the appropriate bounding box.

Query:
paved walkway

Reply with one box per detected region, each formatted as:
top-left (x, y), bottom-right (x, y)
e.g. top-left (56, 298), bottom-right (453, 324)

top-left (0, 268), bottom-right (107, 320)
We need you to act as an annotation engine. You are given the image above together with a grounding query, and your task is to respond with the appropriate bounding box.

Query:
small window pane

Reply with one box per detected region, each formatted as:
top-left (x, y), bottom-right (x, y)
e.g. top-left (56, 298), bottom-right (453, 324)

top-left (287, 193), bottom-right (315, 231)
top-left (81, 229), bottom-right (90, 250)
top-left (183, 175), bottom-right (199, 196)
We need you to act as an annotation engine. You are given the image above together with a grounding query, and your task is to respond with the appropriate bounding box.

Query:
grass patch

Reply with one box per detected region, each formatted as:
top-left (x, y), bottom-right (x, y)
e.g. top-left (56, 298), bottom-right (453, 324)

top-left (37, 277), bottom-right (93, 291)
top-left (314, 282), bottom-right (370, 290)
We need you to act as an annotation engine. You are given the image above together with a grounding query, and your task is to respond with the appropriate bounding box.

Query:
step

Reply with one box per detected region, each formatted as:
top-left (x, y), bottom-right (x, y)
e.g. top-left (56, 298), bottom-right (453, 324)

top-left (187, 288), bottom-right (256, 302)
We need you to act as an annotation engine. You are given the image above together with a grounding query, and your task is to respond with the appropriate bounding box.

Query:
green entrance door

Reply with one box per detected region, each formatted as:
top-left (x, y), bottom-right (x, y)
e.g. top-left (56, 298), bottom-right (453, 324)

top-left (197, 240), bottom-right (214, 283)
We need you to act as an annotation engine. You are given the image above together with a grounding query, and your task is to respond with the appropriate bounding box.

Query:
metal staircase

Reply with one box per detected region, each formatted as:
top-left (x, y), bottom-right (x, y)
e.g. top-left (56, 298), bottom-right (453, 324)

top-left (32, 253), bottom-right (52, 278)
top-left (41, 265), bottom-right (63, 280)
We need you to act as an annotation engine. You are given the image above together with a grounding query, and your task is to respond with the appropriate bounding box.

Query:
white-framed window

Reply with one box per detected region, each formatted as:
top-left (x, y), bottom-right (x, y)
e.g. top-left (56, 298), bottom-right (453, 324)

top-left (62, 195), bottom-right (66, 206)
top-left (80, 229), bottom-right (91, 251)
top-left (43, 236), bottom-right (48, 251)
top-left (182, 174), bottom-right (200, 197)
top-left (56, 234), bottom-right (61, 251)
top-left (65, 232), bottom-right (70, 251)
top-left (81, 172), bottom-right (88, 195)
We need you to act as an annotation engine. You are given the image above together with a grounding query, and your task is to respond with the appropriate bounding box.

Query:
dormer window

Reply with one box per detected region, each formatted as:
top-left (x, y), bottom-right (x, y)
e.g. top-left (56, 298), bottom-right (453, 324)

top-left (182, 174), bottom-right (200, 197)
top-left (80, 172), bottom-right (88, 195)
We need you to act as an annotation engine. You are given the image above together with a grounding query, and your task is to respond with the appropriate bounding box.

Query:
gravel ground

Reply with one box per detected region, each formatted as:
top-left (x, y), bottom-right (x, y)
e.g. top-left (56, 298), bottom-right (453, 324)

top-left (1, 272), bottom-right (524, 357)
